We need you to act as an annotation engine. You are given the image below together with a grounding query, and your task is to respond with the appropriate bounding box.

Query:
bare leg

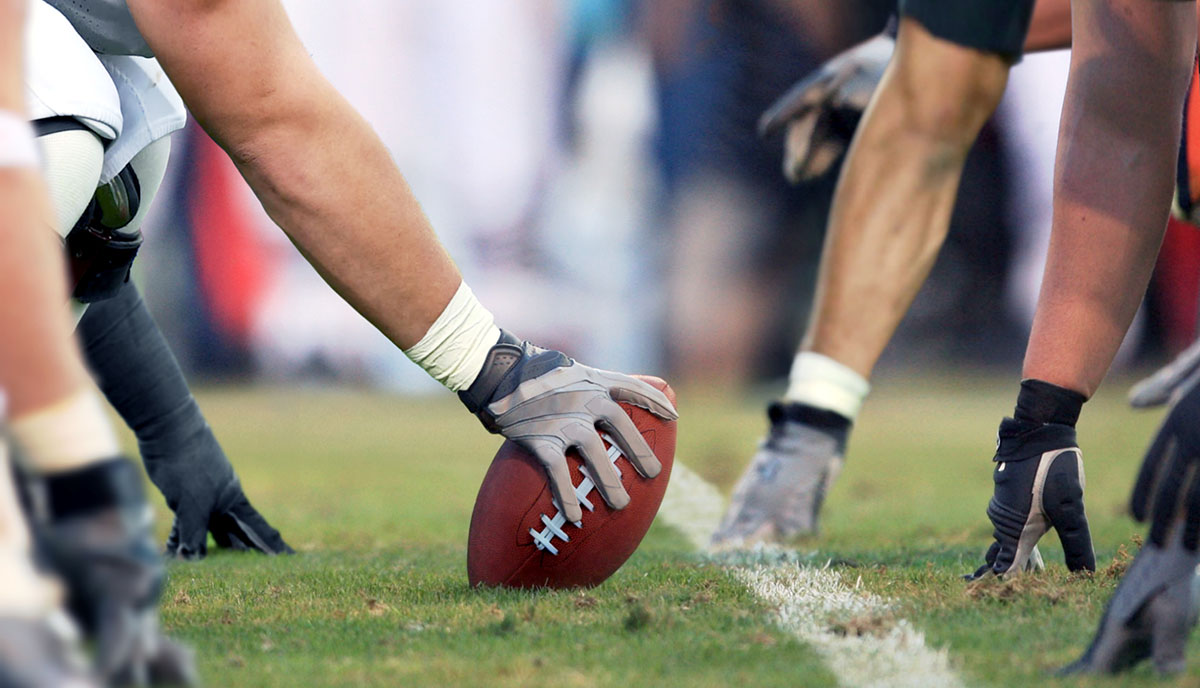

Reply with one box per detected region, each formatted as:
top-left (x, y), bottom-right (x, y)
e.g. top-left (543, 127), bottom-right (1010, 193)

top-left (804, 18), bottom-right (1010, 379)
top-left (1023, 0), bottom-right (1195, 397)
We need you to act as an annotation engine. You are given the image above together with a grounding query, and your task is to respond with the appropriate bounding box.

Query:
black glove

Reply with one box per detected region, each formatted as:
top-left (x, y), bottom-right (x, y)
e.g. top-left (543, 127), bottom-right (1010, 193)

top-left (1130, 364), bottom-right (1200, 550)
top-left (966, 418), bottom-right (1095, 579)
top-left (28, 458), bottom-right (197, 686)
top-left (79, 281), bottom-right (291, 558)
top-left (1063, 370), bottom-right (1200, 675)
top-left (460, 330), bottom-right (678, 524)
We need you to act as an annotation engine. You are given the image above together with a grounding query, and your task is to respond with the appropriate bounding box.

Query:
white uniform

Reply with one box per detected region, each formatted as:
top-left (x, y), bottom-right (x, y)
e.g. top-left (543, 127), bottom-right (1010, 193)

top-left (24, 1), bottom-right (185, 184)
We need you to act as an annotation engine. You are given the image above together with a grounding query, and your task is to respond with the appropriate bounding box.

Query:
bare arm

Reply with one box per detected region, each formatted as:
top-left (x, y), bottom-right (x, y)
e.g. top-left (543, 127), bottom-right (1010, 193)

top-left (0, 0), bottom-right (91, 415)
top-left (126, 0), bottom-right (462, 348)
top-left (1026, 0), bottom-right (1072, 52)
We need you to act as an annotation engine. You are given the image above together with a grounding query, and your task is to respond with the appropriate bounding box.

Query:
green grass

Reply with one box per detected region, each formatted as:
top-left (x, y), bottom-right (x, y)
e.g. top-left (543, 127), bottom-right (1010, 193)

top-left (134, 374), bottom-right (1199, 686)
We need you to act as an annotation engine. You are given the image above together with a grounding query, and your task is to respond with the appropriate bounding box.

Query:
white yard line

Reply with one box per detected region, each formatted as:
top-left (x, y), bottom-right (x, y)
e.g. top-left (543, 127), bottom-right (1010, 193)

top-left (658, 462), bottom-right (965, 688)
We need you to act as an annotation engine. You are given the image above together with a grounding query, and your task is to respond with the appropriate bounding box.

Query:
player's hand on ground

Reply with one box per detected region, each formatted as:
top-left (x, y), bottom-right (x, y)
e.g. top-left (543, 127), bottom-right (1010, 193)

top-left (164, 478), bottom-right (293, 560)
top-left (148, 432), bottom-right (293, 559)
top-left (146, 424), bottom-right (292, 560)
top-left (460, 330), bottom-right (678, 523)
top-left (1062, 529), bottom-right (1200, 675)
top-left (711, 402), bottom-right (847, 546)
top-left (1128, 336), bottom-right (1200, 409)
top-left (965, 418), bottom-right (1095, 579)
top-left (759, 34), bottom-right (893, 183)
top-left (33, 458), bottom-right (198, 686)
top-left (1065, 378), bottom-right (1200, 674)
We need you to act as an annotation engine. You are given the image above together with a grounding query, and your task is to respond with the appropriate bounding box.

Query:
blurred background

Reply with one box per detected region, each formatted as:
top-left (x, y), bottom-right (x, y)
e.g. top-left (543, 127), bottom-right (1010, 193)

top-left (134, 0), bottom-right (1200, 394)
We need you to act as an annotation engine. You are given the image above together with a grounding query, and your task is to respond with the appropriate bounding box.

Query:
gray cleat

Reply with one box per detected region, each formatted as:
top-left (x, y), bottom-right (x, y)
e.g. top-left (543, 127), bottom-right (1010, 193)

top-left (28, 458), bottom-right (197, 686)
top-left (0, 612), bottom-right (98, 688)
top-left (712, 402), bottom-right (848, 546)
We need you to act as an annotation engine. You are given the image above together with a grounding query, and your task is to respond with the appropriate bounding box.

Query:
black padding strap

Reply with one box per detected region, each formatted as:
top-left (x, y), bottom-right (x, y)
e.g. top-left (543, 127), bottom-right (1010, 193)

top-left (32, 116), bottom-right (92, 138)
top-left (40, 458), bottom-right (145, 521)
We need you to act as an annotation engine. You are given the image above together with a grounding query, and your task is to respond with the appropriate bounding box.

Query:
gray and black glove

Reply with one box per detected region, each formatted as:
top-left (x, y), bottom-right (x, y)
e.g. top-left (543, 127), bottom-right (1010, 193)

top-left (28, 457), bottom-right (197, 686)
top-left (759, 34), bottom-right (893, 183)
top-left (79, 281), bottom-right (291, 559)
top-left (1064, 370), bottom-right (1200, 674)
top-left (966, 418), bottom-right (1095, 579)
top-left (460, 330), bottom-right (678, 523)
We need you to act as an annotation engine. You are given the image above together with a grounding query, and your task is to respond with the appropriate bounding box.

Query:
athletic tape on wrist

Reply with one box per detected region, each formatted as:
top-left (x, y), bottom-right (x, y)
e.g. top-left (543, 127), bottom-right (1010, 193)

top-left (784, 351), bottom-right (871, 421)
top-left (0, 110), bottom-right (39, 168)
top-left (10, 390), bottom-right (121, 473)
top-left (404, 282), bottom-right (501, 392)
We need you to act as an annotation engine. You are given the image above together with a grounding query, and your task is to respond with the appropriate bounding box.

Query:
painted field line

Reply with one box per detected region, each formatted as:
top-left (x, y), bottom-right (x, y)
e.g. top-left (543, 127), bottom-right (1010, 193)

top-left (658, 461), bottom-right (964, 688)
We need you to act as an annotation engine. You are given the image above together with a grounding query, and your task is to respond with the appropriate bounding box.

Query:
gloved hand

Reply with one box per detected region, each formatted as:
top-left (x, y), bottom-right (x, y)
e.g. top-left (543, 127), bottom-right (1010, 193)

top-left (1064, 365), bottom-right (1200, 674)
top-left (759, 34), bottom-right (893, 183)
top-left (29, 458), bottom-right (197, 686)
top-left (965, 418), bottom-right (1095, 579)
top-left (1061, 529), bottom-right (1200, 675)
top-left (459, 330), bottom-right (678, 524)
top-left (159, 462), bottom-right (293, 560)
top-left (711, 401), bottom-right (847, 546)
top-left (78, 280), bottom-right (291, 559)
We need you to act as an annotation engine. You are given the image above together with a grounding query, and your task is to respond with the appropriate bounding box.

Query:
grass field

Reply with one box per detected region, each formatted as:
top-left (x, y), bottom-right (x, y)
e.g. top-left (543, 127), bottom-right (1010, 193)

top-left (133, 373), bottom-right (1200, 687)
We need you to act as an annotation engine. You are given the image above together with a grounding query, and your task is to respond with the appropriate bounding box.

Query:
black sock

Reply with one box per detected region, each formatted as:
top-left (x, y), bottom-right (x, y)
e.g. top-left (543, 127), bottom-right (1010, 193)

top-left (1013, 379), bottom-right (1087, 428)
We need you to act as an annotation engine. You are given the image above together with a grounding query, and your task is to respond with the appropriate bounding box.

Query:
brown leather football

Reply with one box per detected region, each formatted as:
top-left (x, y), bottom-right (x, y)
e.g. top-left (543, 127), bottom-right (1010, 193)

top-left (467, 375), bottom-right (677, 589)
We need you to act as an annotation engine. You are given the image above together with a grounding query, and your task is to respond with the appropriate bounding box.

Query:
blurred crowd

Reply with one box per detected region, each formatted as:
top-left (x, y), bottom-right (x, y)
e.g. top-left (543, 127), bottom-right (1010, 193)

top-left (134, 0), bottom-right (1200, 391)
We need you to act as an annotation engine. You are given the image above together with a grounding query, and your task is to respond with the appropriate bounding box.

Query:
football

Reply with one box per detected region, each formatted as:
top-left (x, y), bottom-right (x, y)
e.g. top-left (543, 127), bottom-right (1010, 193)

top-left (466, 375), bottom-right (678, 589)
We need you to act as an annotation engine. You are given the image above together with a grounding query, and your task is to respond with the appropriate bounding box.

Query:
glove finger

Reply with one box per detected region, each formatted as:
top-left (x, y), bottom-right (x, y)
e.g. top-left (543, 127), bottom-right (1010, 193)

top-left (164, 505), bottom-right (210, 560)
top-left (570, 426), bottom-right (629, 511)
top-left (963, 541), bottom-right (999, 581)
top-left (213, 493), bottom-right (295, 555)
top-left (1129, 338), bottom-right (1200, 408)
top-left (1150, 443), bottom-right (1190, 548)
top-left (600, 372), bottom-right (678, 421)
top-left (985, 494), bottom-right (1038, 575)
top-left (532, 445), bottom-right (583, 523)
top-left (1042, 451), bottom-right (1096, 572)
top-left (597, 405), bottom-right (661, 479)
top-left (1131, 430), bottom-right (1174, 522)
top-left (782, 110), bottom-right (822, 183)
top-left (758, 71), bottom-right (836, 137)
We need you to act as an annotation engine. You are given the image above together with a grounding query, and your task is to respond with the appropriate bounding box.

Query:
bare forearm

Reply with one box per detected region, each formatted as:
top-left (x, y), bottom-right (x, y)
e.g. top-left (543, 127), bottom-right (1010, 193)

top-left (1023, 0), bottom-right (1193, 397)
top-left (130, 0), bottom-right (461, 349)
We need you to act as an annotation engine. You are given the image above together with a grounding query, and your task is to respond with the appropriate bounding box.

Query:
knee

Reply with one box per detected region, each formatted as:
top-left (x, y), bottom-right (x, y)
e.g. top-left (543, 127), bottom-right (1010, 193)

top-left (885, 18), bottom-right (1010, 148)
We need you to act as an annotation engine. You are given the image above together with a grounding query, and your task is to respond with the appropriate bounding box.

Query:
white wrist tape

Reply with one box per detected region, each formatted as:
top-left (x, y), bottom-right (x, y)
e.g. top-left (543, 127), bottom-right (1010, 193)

top-left (404, 282), bottom-right (501, 392)
top-left (784, 351), bottom-right (871, 421)
top-left (0, 110), bottom-right (38, 169)
top-left (10, 389), bottom-right (121, 473)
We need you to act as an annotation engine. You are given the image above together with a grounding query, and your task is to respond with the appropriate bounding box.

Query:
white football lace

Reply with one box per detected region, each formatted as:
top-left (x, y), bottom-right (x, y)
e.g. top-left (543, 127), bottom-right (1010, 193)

top-left (529, 433), bottom-right (623, 555)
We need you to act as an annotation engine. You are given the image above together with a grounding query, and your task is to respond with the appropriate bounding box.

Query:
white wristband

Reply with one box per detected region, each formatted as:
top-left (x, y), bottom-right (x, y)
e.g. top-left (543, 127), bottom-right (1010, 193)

top-left (784, 351), bottom-right (871, 421)
top-left (0, 110), bottom-right (38, 169)
top-left (404, 282), bottom-right (501, 392)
